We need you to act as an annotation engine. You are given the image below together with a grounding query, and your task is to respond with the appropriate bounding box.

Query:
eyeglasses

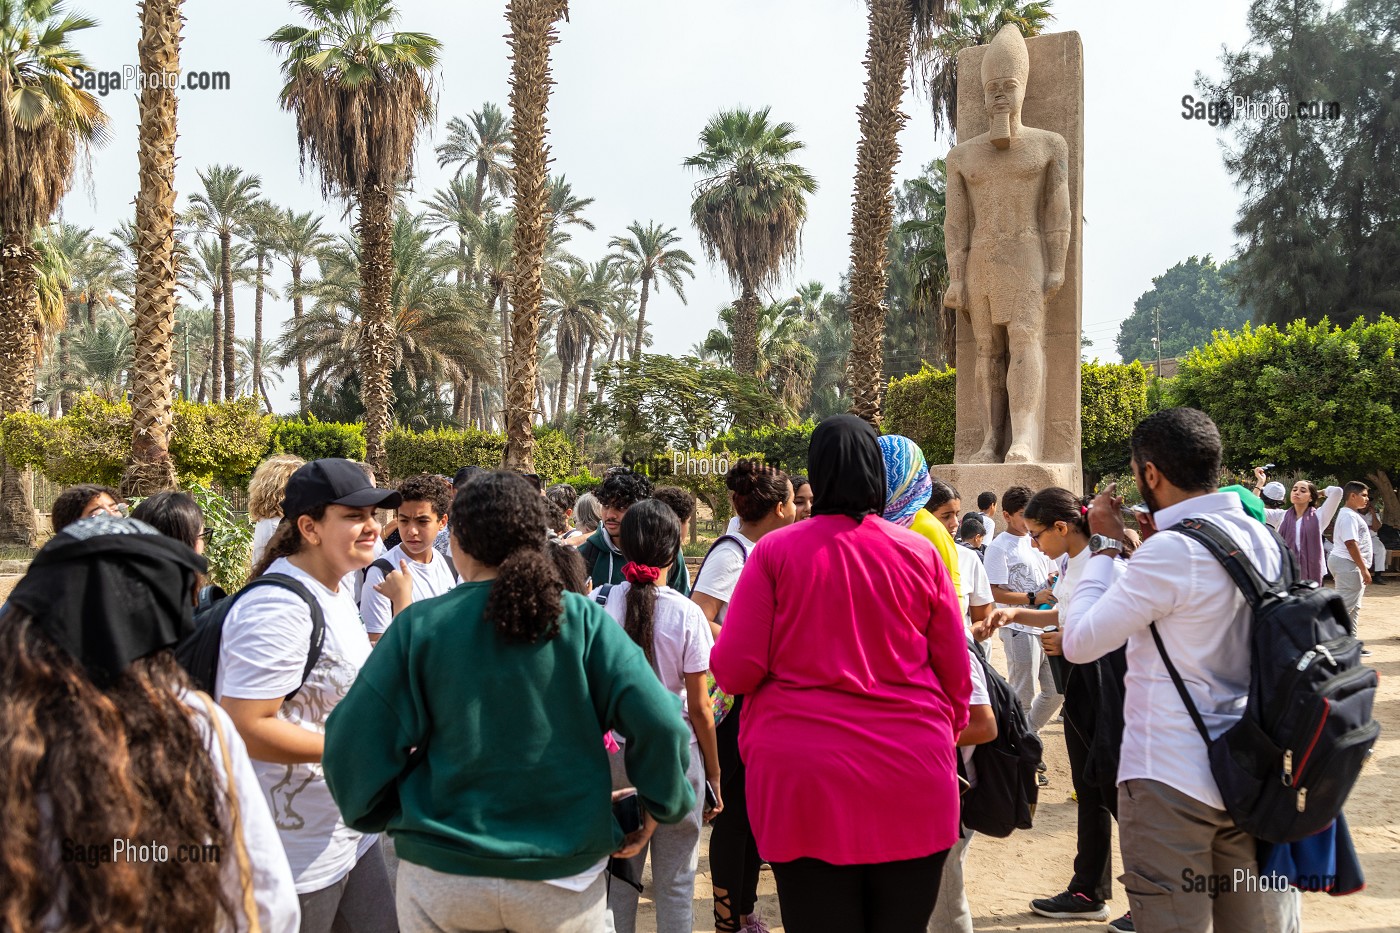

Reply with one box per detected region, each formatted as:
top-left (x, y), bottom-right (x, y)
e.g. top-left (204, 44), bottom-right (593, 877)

top-left (199, 527), bottom-right (214, 543)
top-left (1028, 524), bottom-right (1062, 542)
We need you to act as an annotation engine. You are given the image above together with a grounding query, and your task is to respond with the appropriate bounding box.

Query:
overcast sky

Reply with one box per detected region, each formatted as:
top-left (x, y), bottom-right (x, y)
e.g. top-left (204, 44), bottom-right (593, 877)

top-left (58, 0), bottom-right (1254, 414)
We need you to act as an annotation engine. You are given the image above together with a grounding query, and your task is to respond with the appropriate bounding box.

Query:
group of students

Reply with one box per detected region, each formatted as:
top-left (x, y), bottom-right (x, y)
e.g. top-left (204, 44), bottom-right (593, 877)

top-left (0, 408), bottom-right (1377, 933)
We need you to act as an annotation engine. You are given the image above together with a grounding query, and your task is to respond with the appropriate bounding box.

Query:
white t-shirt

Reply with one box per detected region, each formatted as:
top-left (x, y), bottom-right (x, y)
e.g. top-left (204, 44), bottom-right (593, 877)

top-left (359, 542), bottom-right (457, 634)
top-left (251, 517), bottom-right (281, 568)
top-left (1332, 507), bottom-right (1374, 566)
top-left (955, 543), bottom-right (993, 629)
top-left (983, 530), bottom-right (1055, 633)
top-left (980, 512), bottom-right (996, 544)
top-left (602, 584), bottom-right (714, 741)
top-left (215, 558), bottom-right (373, 894)
top-left (962, 647), bottom-right (990, 787)
top-left (692, 532), bottom-right (755, 625)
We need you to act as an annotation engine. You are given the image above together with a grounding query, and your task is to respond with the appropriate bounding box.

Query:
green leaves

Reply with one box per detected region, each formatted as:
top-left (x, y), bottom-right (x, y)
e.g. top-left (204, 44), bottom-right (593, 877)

top-left (884, 364), bottom-right (956, 464)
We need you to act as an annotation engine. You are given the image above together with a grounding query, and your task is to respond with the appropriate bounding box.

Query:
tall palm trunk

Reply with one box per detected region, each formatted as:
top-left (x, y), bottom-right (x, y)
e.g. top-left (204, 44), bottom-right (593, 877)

top-left (219, 229), bottom-right (236, 399)
top-left (252, 250), bottom-right (266, 405)
top-left (210, 284), bottom-right (223, 402)
top-left (732, 281), bottom-right (760, 376)
top-left (291, 261), bottom-right (309, 415)
top-left (358, 183), bottom-right (396, 483)
top-left (0, 233), bottom-right (40, 544)
top-left (58, 326), bottom-right (73, 414)
top-left (124, 0), bottom-right (183, 495)
top-left (575, 330), bottom-right (596, 449)
top-left (196, 366), bottom-right (208, 403)
top-left (554, 350), bottom-right (573, 429)
top-left (502, 0), bottom-right (568, 470)
top-left (846, 0), bottom-right (914, 427)
top-left (631, 272), bottom-right (651, 360)
top-left (495, 280), bottom-right (510, 390)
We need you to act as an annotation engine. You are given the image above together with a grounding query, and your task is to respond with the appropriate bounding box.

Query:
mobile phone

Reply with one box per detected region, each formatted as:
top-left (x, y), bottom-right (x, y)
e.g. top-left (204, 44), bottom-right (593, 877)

top-left (1130, 503), bottom-right (1151, 515)
top-left (704, 781), bottom-right (719, 811)
top-left (1262, 463), bottom-right (1276, 471)
top-left (612, 792), bottom-right (643, 834)
top-left (1041, 625), bottom-right (1059, 634)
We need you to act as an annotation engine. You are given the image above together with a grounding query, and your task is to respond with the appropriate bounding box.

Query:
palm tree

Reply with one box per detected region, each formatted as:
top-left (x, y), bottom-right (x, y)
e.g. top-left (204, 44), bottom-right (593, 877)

top-left (273, 208), bottom-right (334, 415)
top-left (435, 102), bottom-right (513, 213)
top-left (698, 297), bottom-right (816, 412)
top-left (501, 0), bottom-right (570, 470)
top-left (269, 0), bottom-right (440, 481)
top-left (685, 107), bottom-right (817, 377)
top-left (844, 0), bottom-right (957, 426)
top-left (545, 174), bottom-right (594, 237)
top-left (242, 200), bottom-right (285, 407)
top-left (66, 310), bottom-right (134, 402)
top-left (544, 260), bottom-right (608, 427)
top-left (173, 304), bottom-right (214, 401)
top-left (606, 221), bottom-right (696, 360)
top-left (425, 177), bottom-right (482, 286)
top-left (0, 0), bottom-right (107, 544)
top-left (187, 164), bottom-right (262, 401)
top-left (916, 0), bottom-right (1054, 138)
top-left (52, 224), bottom-right (123, 413)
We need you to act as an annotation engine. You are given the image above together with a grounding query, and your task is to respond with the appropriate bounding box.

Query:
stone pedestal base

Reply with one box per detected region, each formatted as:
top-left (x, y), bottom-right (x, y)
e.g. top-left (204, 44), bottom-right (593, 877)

top-left (929, 462), bottom-right (1084, 530)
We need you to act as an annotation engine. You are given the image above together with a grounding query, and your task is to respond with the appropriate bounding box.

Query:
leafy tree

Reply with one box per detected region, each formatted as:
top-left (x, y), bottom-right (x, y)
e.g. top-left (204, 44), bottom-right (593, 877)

top-left (1202, 0), bottom-right (1400, 326)
top-left (1115, 256), bottom-right (1253, 364)
top-left (885, 160), bottom-right (952, 372)
top-left (0, 0), bottom-right (107, 544)
top-left (589, 354), bottom-right (785, 453)
top-left (685, 107), bottom-right (817, 376)
top-left (268, 0), bottom-right (441, 482)
top-left (696, 299), bottom-right (816, 413)
top-left (1168, 316), bottom-right (1400, 512)
top-left (1080, 359), bottom-right (1149, 486)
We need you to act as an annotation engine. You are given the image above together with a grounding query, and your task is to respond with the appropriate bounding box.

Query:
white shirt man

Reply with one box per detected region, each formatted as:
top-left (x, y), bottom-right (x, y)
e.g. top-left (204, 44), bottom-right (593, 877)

top-left (1060, 408), bottom-right (1291, 933)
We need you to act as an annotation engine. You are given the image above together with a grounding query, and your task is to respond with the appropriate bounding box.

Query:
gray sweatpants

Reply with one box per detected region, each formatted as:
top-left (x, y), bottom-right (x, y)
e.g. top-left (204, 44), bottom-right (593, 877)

top-left (608, 742), bottom-right (704, 933)
top-left (1327, 552), bottom-right (1366, 637)
top-left (396, 860), bottom-right (608, 933)
top-left (999, 628), bottom-right (1062, 733)
top-left (298, 840), bottom-right (399, 933)
top-left (927, 827), bottom-right (973, 933)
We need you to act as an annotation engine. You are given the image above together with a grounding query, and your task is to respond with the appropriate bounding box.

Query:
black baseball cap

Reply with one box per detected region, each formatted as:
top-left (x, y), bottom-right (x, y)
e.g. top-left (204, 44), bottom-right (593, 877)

top-left (281, 459), bottom-right (402, 519)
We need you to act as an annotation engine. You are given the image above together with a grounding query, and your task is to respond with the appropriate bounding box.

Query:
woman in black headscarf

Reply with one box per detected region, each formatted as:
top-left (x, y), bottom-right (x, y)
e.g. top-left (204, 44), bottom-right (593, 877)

top-left (0, 515), bottom-right (299, 932)
top-left (710, 415), bottom-right (972, 933)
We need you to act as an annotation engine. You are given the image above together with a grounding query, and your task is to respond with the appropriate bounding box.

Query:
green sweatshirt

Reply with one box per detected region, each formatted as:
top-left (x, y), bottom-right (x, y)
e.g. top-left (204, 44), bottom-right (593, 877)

top-left (578, 525), bottom-right (690, 595)
top-left (322, 580), bottom-right (695, 881)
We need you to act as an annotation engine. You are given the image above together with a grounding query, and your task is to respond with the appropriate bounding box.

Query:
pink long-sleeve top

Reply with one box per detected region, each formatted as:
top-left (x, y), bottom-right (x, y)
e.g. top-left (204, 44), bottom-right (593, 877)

top-left (709, 513), bottom-right (972, 865)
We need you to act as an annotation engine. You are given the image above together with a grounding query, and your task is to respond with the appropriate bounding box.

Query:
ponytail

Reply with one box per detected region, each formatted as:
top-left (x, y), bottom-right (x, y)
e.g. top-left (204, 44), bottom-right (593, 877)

top-left (623, 574), bottom-right (659, 667)
top-left (1024, 487), bottom-right (1090, 536)
top-left (249, 508), bottom-right (324, 578)
top-left (486, 549), bottom-right (564, 644)
top-left (618, 500), bottom-right (681, 669)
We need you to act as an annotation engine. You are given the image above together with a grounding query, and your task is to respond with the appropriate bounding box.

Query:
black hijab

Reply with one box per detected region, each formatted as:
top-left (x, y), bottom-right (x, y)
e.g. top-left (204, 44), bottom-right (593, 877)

top-left (5, 514), bottom-right (208, 685)
top-left (808, 414), bottom-right (887, 522)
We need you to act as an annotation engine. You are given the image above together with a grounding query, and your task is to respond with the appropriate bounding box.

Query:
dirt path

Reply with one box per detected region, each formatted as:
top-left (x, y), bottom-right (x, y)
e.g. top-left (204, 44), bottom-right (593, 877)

top-left (639, 584), bottom-right (1400, 931)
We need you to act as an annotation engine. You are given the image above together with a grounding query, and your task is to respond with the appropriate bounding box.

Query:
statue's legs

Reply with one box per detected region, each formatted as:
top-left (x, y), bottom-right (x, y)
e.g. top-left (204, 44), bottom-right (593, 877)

top-left (1005, 312), bottom-right (1046, 463)
top-left (967, 299), bottom-right (1007, 463)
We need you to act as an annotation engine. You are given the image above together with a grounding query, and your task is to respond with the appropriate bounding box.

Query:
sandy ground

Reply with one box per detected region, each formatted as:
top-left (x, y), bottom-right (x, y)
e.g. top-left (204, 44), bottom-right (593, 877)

top-left (635, 584), bottom-right (1400, 932)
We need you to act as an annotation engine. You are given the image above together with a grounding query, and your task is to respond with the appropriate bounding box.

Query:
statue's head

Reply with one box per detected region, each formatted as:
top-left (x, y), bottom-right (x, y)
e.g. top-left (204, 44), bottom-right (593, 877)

top-left (982, 24), bottom-right (1030, 120)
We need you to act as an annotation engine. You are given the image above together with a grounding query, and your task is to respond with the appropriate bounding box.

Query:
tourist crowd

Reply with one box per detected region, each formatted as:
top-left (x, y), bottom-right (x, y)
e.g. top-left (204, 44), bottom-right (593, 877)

top-left (0, 408), bottom-right (1382, 933)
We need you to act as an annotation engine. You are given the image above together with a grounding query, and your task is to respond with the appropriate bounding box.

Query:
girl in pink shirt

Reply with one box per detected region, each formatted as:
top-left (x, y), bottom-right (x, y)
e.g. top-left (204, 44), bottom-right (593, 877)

top-left (710, 415), bottom-right (971, 933)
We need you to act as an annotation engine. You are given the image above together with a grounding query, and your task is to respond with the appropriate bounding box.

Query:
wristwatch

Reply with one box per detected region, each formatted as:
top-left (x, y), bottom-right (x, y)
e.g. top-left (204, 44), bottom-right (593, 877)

top-left (1025, 590), bottom-right (1037, 606)
top-left (1089, 534), bottom-right (1123, 555)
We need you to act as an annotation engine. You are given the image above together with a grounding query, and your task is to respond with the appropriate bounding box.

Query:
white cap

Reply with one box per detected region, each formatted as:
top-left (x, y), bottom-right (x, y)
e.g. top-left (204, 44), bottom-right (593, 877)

top-left (1262, 481), bottom-right (1286, 501)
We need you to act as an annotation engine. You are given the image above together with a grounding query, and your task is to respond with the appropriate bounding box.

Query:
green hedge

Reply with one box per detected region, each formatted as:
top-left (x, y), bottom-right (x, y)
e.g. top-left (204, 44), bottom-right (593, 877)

top-left (883, 365), bottom-right (957, 463)
top-left (268, 417), bottom-right (366, 462)
top-left (384, 426), bottom-right (582, 484)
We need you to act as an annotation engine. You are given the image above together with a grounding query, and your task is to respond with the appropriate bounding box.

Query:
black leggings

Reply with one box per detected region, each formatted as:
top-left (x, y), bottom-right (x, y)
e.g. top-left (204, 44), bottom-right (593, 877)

top-left (1063, 668), bottom-right (1115, 903)
top-left (769, 850), bottom-right (949, 933)
top-left (709, 698), bottom-right (761, 931)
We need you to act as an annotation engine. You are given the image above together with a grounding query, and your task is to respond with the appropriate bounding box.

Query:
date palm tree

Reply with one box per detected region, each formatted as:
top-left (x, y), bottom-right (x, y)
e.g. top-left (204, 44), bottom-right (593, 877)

top-left (435, 101), bottom-right (513, 213)
top-left (0, 0), bottom-right (107, 543)
top-left (501, 0), bottom-right (570, 470)
top-left (606, 221), bottom-right (695, 361)
top-left (844, 0), bottom-right (955, 426)
top-left (697, 297), bottom-right (817, 413)
top-left (124, 0), bottom-right (186, 493)
top-left (273, 208), bottom-right (334, 415)
top-left (916, 0), bottom-right (1054, 138)
top-left (544, 260), bottom-right (608, 427)
top-left (187, 163), bottom-right (262, 401)
top-left (242, 200), bottom-right (285, 408)
top-left (685, 107), bottom-right (816, 377)
top-left (53, 224), bottom-right (124, 413)
top-left (269, 0), bottom-right (441, 481)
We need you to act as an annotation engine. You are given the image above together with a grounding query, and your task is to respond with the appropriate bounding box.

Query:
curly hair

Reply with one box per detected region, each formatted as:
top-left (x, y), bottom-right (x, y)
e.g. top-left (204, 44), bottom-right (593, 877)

top-left (246, 454), bottom-right (305, 523)
top-left (727, 459), bottom-right (791, 523)
top-left (595, 470), bottom-right (652, 510)
top-left (452, 472), bottom-right (564, 644)
top-left (0, 612), bottom-right (234, 932)
top-left (548, 540), bottom-right (588, 594)
top-left (619, 500), bottom-right (681, 667)
top-left (51, 484), bottom-right (120, 534)
top-left (545, 483), bottom-right (577, 515)
top-left (397, 472), bottom-right (451, 518)
top-left (652, 485), bottom-right (696, 525)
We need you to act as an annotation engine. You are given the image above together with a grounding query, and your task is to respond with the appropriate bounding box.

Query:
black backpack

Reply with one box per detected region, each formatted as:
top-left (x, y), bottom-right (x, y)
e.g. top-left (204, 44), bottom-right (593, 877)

top-left (1152, 518), bottom-right (1380, 843)
top-left (175, 573), bottom-right (326, 701)
top-left (359, 558), bottom-right (397, 606)
top-left (960, 638), bottom-right (1044, 837)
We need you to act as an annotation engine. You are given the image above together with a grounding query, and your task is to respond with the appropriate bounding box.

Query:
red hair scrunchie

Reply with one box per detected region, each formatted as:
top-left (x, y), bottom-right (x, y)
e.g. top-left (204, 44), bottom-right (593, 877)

top-left (622, 561), bottom-right (663, 586)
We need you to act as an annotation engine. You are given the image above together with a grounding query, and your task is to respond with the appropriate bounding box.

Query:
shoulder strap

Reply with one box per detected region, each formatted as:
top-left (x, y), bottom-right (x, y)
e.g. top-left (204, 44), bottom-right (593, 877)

top-left (593, 582), bottom-right (614, 606)
top-left (237, 573), bottom-right (326, 700)
top-left (694, 533), bottom-right (750, 585)
top-left (368, 558), bottom-right (396, 578)
top-left (1148, 621), bottom-right (1213, 748)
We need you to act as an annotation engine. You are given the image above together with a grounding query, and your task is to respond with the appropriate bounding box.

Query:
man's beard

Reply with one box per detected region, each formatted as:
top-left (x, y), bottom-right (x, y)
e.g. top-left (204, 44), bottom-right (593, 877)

top-left (1135, 467), bottom-right (1162, 514)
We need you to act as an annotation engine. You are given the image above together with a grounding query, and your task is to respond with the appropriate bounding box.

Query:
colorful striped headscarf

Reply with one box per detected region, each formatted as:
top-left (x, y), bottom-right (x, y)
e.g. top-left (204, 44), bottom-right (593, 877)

top-left (877, 434), bottom-right (932, 528)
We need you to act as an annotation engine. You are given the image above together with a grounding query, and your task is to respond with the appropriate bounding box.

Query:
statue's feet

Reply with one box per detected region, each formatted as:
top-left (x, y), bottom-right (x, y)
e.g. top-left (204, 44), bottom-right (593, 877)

top-left (1005, 443), bottom-right (1035, 464)
top-left (969, 444), bottom-right (1000, 464)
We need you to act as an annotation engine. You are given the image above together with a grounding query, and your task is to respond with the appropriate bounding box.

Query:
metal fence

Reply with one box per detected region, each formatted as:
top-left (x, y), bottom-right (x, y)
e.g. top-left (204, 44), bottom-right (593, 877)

top-left (30, 473), bottom-right (248, 518)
